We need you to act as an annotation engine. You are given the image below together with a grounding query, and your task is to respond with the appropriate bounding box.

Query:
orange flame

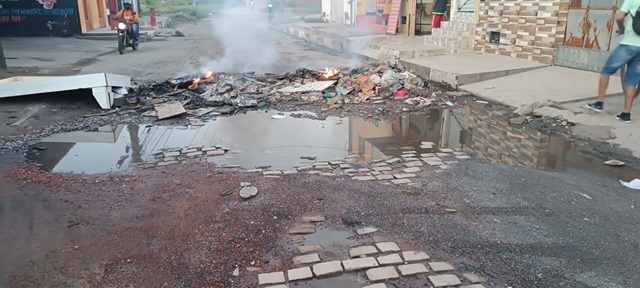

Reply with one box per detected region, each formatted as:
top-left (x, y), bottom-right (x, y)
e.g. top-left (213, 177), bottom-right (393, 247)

top-left (322, 67), bottom-right (340, 78)
top-left (188, 78), bottom-right (201, 89)
top-left (204, 70), bottom-right (214, 79)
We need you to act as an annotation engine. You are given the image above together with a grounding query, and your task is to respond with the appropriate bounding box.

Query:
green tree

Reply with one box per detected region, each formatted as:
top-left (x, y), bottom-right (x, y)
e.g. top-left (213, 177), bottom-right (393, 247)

top-left (0, 40), bottom-right (6, 70)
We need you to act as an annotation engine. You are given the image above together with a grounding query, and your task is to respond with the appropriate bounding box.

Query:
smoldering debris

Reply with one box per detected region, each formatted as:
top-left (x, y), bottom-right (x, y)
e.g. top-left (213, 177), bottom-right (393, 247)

top-left (123, 63), bottom-right (463, 121)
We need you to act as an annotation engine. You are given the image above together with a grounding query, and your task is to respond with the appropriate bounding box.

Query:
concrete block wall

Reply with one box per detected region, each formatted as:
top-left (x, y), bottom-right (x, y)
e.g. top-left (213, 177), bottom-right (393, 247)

top-left (474, 0), bottom-right (570, 65)
top-left (465, 107), bottom-right (550, 170)
top-left (424, 21), bottom-right (476, 54)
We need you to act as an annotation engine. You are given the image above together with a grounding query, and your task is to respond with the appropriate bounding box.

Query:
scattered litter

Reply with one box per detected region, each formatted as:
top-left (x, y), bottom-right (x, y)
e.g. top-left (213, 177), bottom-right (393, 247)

top-left (620, 178), bottom-right (640, 190)
top-left (358, 76), bottom-right (375, 95)
top-left (380, 70), bottom-right (400, 87)
top-left (476, 100), bottom-right (489, 104)
top-left (272, 114), bottom-right (286, 119)
top-left (239, 186), bottom-right (259, 199)
top-left (393, 88), bottom-right (407, 97)
top-left (155, 102), bottom-right (186, 120)
top-left (103, 64), bottom-right (450, 122)
top-left (83, 109), bottom-right (118, 117)
top-left (357, 227), bottom-right (378, 235)
top-left (278, 80), bottom-right (336, 93)
top-left (221, 187), bottom-right (235, 196)
top-left (514, 101), bottom-right (544, 116)
top-left (186, 107), bottom-right (215, 117)
top-left (604, 159), bottom-right (625, 166)
top-left (576, 192), bottom-right (593, 200)
top-left (509, 117), bottom-right (526, 125)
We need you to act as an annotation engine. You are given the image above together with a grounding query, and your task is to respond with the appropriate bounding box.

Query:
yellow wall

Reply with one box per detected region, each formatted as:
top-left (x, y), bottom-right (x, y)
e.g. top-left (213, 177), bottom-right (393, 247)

top-left (357, 0), bottom-right (366, 15)
top-left (77, 0), bottom-right (108, 33)
top-left (378, 0), bottom-right (392, 14)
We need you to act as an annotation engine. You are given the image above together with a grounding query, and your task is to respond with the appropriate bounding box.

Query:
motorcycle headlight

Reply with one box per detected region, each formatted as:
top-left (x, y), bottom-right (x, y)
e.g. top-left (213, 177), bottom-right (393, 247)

top-left (117, 23), bottom-right (127, 30)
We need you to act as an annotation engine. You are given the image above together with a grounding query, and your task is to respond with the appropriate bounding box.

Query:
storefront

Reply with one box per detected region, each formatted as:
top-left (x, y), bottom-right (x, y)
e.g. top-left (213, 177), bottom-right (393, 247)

top-left (0, 0), bottom-right (82, 36)
top-left (0, 0), bottom-right (117, 36)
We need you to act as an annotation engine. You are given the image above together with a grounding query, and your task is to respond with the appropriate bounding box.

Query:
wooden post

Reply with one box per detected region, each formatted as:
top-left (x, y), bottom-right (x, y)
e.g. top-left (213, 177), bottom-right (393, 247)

top-left (150, 7), bottom-right (157, 27)
top-left (192, 0), bottom-right (197, 13)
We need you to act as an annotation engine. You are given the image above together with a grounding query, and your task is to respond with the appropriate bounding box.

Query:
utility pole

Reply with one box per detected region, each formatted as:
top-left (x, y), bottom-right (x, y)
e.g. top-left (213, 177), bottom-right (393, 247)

top-left (192, 0), bottom-right (196, 13)
top-left (0, 40), bottom-right (6, 70)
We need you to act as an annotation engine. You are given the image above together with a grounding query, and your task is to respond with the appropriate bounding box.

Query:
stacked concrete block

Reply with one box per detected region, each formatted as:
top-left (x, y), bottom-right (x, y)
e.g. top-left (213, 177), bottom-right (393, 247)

top-left (424, 19), bottom-right (476, 54)
top-left (475, 0), bottom-right (570, 64)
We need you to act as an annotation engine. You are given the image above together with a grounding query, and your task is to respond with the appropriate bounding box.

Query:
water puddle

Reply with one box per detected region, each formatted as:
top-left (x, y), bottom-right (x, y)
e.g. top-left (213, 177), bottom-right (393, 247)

top-left (27, 106), bottom-right (640, 180)
top-left (293, 273), bottom-right (367, 288)
top-left (303, 226), bottom-right (352, 247)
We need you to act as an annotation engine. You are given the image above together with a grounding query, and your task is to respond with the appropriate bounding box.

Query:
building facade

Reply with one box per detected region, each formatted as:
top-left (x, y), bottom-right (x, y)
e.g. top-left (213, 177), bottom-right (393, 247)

top-left (0, 0), bottom-right (141, 37)
top-left (0, 0), bottom-right (83, 36)
top-left (474, 0), bottom-right (569, 65)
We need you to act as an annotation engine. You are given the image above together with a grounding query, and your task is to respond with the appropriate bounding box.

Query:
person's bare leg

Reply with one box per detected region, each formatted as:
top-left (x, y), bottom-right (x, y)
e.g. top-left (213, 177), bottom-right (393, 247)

top-left (598, 73), bottom-right (609, 101)
top-left (624, 84), bottom-right (636, 113)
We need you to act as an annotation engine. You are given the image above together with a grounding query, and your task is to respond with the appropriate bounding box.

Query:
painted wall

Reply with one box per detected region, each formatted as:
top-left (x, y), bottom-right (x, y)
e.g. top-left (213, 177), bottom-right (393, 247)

top-left (0, 0), bottom-right (81, 36)
top-left (474, 0), bottom-right (570, 64)
top-left (77, 0), bottom-right (109, 32)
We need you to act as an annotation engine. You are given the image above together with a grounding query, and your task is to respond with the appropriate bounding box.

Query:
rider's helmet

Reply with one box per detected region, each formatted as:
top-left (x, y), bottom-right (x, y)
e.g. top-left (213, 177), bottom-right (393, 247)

top-left (123, 0), bottom-right (132, 9)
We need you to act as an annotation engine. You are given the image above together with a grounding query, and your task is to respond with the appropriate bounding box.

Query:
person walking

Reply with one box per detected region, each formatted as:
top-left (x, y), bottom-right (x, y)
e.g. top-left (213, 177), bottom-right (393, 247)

top-left (430, 0), bottom-right (448, 28)
top-left (586, 0), bottom-right (640, 123)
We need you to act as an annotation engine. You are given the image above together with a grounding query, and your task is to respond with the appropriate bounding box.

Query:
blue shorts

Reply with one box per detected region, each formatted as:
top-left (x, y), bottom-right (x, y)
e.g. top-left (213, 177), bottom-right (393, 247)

top-left (602, 44), bottom-right (640, 86)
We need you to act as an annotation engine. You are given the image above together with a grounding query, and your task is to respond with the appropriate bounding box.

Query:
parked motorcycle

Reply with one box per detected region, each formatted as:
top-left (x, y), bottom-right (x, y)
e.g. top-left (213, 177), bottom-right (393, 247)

top-left (268, 3), bottom-right (274, 20)
top-left (117, 20), bottom-right (138, 55)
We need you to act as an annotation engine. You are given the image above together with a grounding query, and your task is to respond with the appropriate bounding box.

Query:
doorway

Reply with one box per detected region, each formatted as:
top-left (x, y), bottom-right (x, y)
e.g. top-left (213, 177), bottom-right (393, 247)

top-left (82, 0), bottom-right (93, 30)
top-left (97, 0), bottom-right (106, 28)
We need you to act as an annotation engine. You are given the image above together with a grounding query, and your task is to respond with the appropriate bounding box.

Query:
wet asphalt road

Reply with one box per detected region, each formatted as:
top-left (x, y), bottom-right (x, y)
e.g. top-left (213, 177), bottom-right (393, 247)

top-left (347, 161), bottom-right (640, 288)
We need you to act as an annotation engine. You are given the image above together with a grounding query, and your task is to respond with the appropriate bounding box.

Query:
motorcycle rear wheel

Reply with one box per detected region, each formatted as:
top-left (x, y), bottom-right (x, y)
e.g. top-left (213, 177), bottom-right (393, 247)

top-left (118, 36), bottom-right (125, 55)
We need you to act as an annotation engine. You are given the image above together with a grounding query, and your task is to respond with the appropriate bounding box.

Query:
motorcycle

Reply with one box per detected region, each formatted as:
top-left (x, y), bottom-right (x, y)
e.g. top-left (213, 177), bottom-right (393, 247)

top-left (117, 20), bottom-right (138, 55)
top-left (268, 4), bottom-right (274, 20)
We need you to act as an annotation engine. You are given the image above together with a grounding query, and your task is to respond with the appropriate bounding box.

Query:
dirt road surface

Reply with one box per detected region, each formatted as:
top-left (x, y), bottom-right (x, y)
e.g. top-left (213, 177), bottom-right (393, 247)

top-left (2, 8), bottom-right (640, 288)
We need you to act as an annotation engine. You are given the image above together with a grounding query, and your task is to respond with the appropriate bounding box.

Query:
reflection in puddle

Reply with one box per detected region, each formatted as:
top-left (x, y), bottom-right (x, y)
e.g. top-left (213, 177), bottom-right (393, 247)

top-left (27, 107), bottom-right (639, 180)
top-left (26, 112), bottom-right (349, 173)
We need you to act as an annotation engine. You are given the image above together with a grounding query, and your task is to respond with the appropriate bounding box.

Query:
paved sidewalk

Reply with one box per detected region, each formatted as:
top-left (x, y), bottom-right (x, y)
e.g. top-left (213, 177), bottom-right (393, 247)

top-left (461, 66), bottom-right (624, 107)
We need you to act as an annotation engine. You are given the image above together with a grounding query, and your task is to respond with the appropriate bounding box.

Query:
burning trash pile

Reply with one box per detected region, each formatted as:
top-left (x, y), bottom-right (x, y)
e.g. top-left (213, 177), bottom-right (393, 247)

top-left (132, 64), bottom-right (459, 120)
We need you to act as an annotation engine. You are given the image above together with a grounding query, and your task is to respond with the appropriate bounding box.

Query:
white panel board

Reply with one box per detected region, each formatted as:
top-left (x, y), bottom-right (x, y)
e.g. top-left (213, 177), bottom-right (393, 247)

top-left (0, 73), bottom-right (131, 109)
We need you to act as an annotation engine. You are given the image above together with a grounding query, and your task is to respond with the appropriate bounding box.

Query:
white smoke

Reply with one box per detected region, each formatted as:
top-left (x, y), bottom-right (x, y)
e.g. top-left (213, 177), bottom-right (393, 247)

top-left (204, 6), bottom-right (279, 73)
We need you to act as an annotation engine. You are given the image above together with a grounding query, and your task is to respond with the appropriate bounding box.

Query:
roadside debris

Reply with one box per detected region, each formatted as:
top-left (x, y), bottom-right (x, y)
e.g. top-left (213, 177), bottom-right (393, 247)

top-left (620, 178), bottom-right (640, 190)
top-left (239, 185), bottom-right (259, 199)
top-left (514, 101), bottom-right (543, 116)
top-left (221, 187), bottom-right (235, 196)
top-left (509, 116), bottom-right (526, 125)
top-left (119, 64), bottom-right (456, 121)
top-left (155, 102), bottom-right (186, 120)
top-left (604, 159), bottom-right (625, 166)
top-left (83, 109), bottom-right (118, 118)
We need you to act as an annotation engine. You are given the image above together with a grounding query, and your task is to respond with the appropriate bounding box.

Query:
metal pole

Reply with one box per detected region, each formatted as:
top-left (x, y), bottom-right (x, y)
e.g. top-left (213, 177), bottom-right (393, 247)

top-left (0, 40), bottom-right (6, 70)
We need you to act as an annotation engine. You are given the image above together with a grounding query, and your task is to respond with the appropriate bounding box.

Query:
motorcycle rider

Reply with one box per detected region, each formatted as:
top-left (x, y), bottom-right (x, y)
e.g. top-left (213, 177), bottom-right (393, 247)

top-left (114, 1), bottom-right (139, 43)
